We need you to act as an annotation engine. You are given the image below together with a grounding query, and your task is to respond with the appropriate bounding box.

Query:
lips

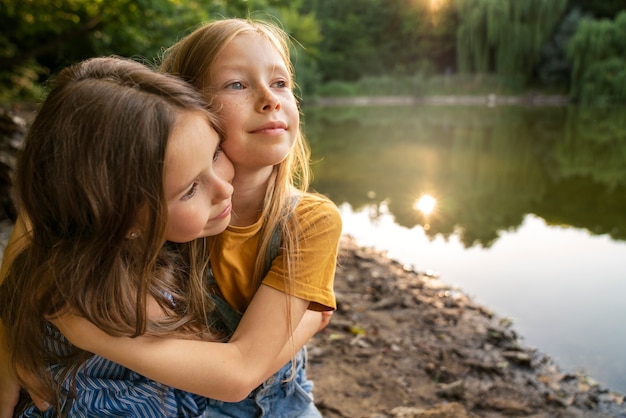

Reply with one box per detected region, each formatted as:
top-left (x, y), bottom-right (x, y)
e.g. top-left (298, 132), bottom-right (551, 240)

top-left (250, 121), bottom-right (287, 134)
top-left (211, 203), bottom-right (232, 221)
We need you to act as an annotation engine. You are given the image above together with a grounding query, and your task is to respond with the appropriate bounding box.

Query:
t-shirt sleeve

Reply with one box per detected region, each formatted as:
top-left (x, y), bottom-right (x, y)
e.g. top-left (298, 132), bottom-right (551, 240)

top-left (262, 197), bottom-right (342, 311)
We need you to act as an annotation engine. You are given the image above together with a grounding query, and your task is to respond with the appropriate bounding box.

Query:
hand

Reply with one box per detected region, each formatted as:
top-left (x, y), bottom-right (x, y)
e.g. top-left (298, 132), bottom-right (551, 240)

top-left (26, 391), bottom-right (51, 412)
top-left (318, 310), bottom-right (334, 332)
top-left (0, 358), bottom-right (51, 415)
top-left (15, 365), bottom-right (52, 412)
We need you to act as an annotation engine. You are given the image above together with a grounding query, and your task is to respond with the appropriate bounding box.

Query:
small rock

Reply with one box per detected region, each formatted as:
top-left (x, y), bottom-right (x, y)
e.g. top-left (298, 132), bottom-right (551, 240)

top-left (502, 350), bottom-right (533, 367)
top-left (391, 402), bottom-right (470, 418)
top-left (436, 380), bottom-right (465, 400)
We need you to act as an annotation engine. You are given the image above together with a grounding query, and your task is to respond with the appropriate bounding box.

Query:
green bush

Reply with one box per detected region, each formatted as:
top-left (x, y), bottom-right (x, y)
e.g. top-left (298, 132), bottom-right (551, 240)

top-left (580, 58), bottom-right (626, 106)
top-left (314, 81), bottom-right (358, 97)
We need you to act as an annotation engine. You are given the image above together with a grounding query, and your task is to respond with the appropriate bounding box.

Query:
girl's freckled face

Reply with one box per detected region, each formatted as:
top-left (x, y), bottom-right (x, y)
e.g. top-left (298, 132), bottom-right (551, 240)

top-left (209, 33), bottom-right (300, 170)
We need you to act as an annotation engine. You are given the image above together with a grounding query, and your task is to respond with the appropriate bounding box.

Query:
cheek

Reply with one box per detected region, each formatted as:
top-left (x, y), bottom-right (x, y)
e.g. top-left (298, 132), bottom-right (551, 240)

top-left (166, 207), bottom-right (200, 242)
top-left (221, 140), bottom-right (247, 166)
top-left (286, 101), bottom-right (300, 125)
top-left (217, 100), bottom-right (243, 125)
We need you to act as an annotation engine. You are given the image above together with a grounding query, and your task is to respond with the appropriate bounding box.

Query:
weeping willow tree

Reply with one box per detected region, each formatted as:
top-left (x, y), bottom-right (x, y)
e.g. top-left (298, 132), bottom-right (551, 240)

top-left (455, 0), bottom-right (568, 81)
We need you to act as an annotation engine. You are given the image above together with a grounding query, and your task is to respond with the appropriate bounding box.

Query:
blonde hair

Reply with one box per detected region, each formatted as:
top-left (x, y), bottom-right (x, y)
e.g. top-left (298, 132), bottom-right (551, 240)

top-left (160, 18), bottom-right (313, 292)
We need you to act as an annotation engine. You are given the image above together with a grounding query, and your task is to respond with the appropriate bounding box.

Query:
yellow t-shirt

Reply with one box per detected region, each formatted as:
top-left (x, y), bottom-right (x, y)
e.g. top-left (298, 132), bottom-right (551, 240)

top-left (208, 194), bottom-right (342, 313)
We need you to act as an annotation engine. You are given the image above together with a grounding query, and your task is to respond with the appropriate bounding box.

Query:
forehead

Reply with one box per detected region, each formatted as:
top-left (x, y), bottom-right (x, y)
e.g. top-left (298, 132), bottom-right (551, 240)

top-left (216, 31), bottom-right (288, 69)
top-left (163, 111), bottom-right (218, 197)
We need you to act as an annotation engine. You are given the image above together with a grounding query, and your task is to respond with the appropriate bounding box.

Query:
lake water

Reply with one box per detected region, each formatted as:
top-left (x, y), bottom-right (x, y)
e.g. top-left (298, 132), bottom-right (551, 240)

top-left (302, 103), bottom-right (626, 394)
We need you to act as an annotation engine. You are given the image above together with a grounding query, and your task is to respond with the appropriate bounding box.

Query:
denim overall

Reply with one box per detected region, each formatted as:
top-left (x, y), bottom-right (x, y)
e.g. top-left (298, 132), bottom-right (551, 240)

top-left (203, 220), bottom-right (322, 418)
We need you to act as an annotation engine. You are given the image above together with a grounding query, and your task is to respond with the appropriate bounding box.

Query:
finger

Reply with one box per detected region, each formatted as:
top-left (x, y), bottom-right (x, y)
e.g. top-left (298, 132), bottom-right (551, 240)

top-left (15, 366), bottom-right (52, 411)
top-left (29, 392), bottom-right (51, 411)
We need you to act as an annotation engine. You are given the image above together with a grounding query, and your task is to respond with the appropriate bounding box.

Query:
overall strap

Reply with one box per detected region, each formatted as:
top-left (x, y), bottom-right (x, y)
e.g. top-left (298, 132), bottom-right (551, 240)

top-left (207, 195), bottom-right (301, 337)
top-left (263, 223), bottom-right (283, 278)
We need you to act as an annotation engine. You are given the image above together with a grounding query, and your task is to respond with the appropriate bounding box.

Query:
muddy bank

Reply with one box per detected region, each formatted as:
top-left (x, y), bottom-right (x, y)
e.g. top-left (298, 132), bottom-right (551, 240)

top-left (307, 236), bottom-right (625, 418)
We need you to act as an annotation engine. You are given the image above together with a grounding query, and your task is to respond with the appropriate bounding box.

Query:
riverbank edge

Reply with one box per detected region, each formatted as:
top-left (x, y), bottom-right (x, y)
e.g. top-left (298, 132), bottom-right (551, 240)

top-left (307, 235), bottom-right (626, 417)
top-left (305, 94), bottom-right (570, 107)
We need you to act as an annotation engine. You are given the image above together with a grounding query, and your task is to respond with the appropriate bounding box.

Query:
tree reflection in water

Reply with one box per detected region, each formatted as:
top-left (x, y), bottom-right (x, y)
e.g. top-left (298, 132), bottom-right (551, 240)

top-left (305, 104), bottom-right (626, 247)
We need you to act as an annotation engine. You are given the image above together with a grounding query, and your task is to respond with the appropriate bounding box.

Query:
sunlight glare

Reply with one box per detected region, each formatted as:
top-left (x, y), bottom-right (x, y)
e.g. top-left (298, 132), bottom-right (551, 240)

top-left (414, 194), bottom-right (437, 215)
top-left (429, 0), bottom-right (446, 13)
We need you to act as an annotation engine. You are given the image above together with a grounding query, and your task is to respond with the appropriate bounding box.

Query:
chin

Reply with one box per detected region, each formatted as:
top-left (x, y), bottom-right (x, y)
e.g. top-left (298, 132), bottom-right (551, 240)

top-left (204, 221), bottom-right (230, 237)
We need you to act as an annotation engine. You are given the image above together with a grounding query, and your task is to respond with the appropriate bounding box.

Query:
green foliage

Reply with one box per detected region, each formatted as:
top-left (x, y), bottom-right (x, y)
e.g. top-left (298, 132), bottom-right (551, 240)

top-left (354, 75), bottom-right (426, 97)
top-left (0, 0), bottom-right (297, 101)
top-left (569, 0), bottom-right (626, 19)
top-left (300, 0), bottom-right (456, 82)
top-left (314, 74), bottom-right (427, 98)
top-left (455, 0), bottom-right (568, 81)
top-left (537, 8), bottom-right (589, 89)
top-left (559, 106), bottom-right (626, 188)
top-left (2, 0), bottom-right (624, 101)
top-left (567, 11), bottom-right (626, 104)
top-left (425, 73), bottom-right (524, 95)
top-left (0, 0), bottom-right (207, 99)
top-left (314, 81), bottom-right (359, 97)
top-left (314, 72), bottom-right (526, 98)
top-left (579, 58), bottom-right (626, 106)
top-left (270, 1), bottom-right (322, 98)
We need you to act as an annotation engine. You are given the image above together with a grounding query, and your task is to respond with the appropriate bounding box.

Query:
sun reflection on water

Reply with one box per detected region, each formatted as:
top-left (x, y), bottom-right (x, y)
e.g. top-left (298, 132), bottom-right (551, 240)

top-left (414, 194), bottom-right (437, 215)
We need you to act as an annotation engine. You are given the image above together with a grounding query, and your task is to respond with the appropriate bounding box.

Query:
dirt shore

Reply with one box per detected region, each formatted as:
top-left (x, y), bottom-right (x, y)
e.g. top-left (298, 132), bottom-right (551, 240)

top-left (306, 236), bottom-right (626, 418)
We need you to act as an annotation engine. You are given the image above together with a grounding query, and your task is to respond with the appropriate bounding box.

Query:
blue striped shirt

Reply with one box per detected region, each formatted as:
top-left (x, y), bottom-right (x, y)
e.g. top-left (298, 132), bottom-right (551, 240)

top-left (18, 324), bottom-right (208, 417)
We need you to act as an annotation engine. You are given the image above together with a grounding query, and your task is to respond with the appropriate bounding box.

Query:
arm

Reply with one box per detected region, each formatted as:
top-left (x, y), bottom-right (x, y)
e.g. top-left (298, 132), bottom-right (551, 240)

top-left (270, 308), bottom-right (331, 374)
top-left (53, 284), bottom-right (312, 402)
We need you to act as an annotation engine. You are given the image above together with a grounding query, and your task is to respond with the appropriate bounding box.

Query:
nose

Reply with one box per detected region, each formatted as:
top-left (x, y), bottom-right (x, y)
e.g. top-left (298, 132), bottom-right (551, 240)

top-left (213, 175), bottom-right (234, 204)
top-left (212, 157), bottom-right (234, 203)
top-left (257, 86), bottom-right (281, 112)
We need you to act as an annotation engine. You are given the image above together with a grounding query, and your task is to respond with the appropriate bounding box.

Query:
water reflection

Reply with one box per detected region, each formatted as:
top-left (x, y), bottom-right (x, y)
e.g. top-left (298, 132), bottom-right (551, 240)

top-left (414, 194), bottom-right (436, 215)
top-left (303, 104), bottom-right (626, 393)
top-left (414, 194), bottom-right (436, 230)
top-left (304, 105), bottom-right (626, 248)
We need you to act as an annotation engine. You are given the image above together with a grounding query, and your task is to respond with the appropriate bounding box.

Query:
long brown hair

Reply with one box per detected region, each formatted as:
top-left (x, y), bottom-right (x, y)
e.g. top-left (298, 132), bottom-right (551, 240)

top-left (0, 56), bottom-right (222, 406)
top-left (160, 18), bottom-right (314, 292)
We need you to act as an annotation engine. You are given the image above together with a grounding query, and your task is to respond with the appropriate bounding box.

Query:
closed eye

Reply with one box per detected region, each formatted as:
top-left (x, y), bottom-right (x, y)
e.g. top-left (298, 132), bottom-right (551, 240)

top-left (181, 182), bottom-right (198, 201)
top-left (213, 146), bottom-right (223, 162)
